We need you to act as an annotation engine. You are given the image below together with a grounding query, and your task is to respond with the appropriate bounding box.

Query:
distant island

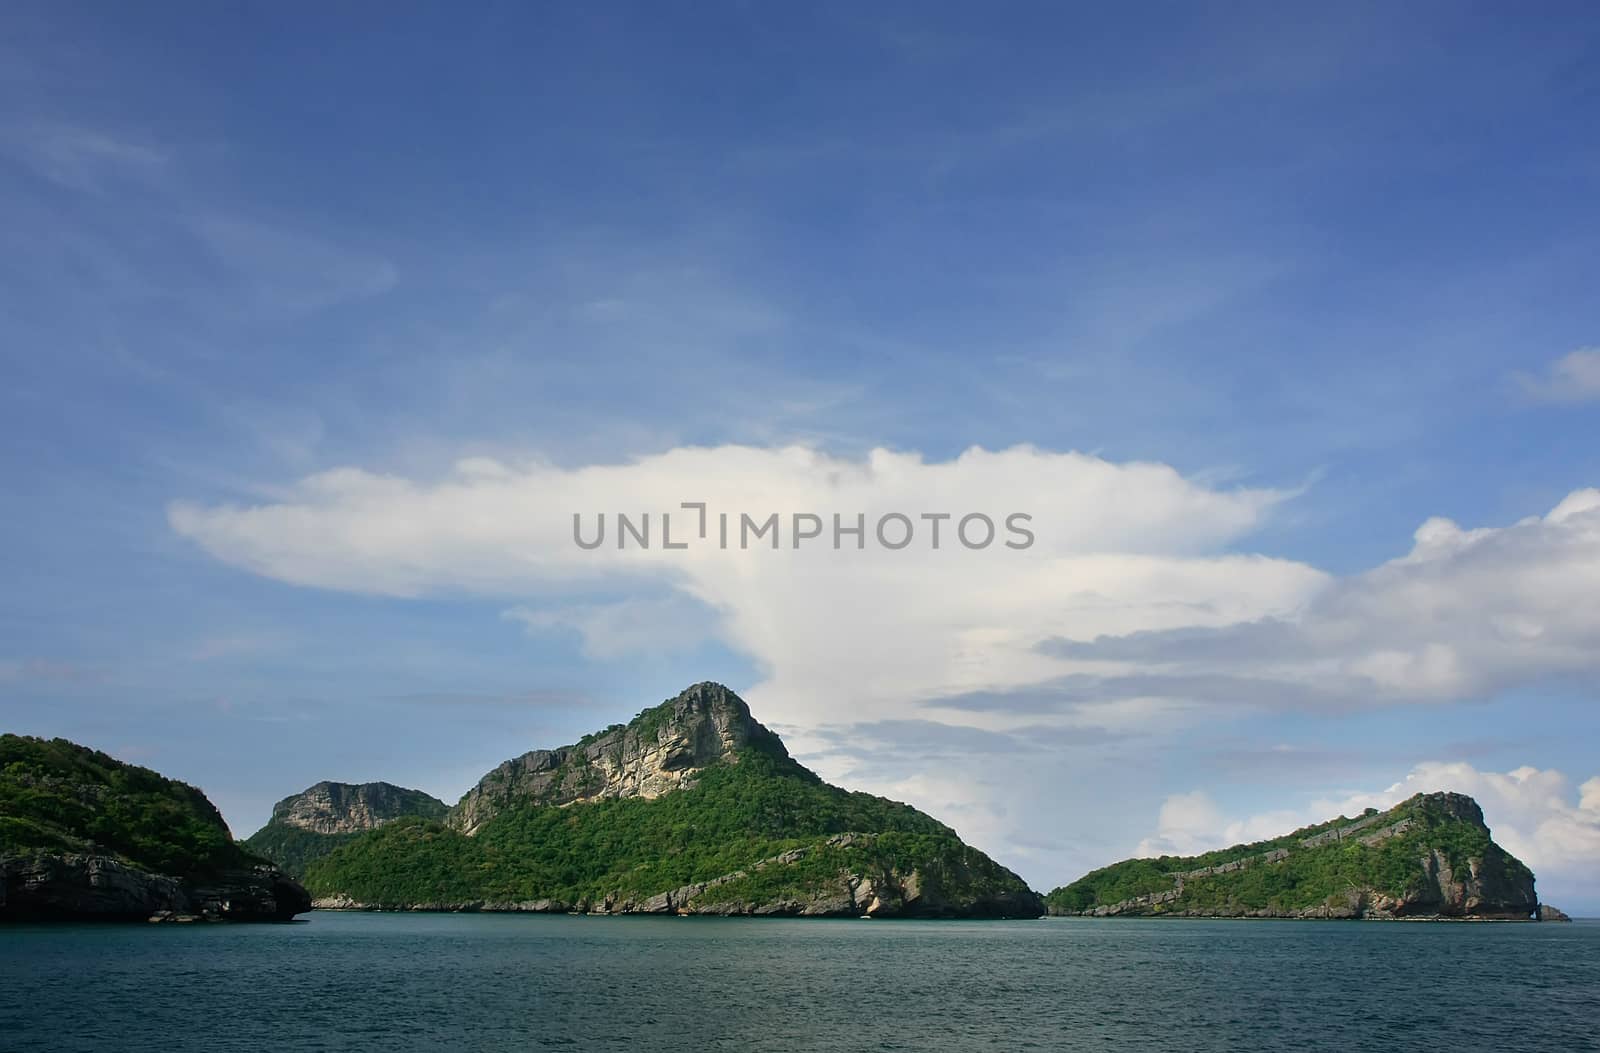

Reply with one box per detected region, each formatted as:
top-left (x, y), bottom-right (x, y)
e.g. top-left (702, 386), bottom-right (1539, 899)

top-left (1, 680), bottom-right (1576, 924)
top-left (0, 734), bottom-right (309, 922)
top-left (254, 682), bottom-right (1043, 918)
top-left (243, 780), bottom-right (448, 879)
top-left (1046, 791), bottom-right (1571, 921)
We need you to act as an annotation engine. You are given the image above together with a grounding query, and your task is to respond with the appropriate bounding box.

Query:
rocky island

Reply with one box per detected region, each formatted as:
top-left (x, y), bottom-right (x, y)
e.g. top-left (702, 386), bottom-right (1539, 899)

top-left (6, 687), bottom-right (1575, 926)
top-left (0, 734), bottom-right (309, 922)
top-left (244, 779), bottom-right (447, 879)
top-left (1046, 791), bottom-right (1569, 921)
top-left (295, 682), bottom-right (1045, 917)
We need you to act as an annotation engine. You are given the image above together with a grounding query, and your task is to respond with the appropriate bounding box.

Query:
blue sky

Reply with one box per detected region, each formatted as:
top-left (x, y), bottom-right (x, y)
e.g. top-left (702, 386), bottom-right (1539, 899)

top-left (3, 3), bottom-right (1599, 908)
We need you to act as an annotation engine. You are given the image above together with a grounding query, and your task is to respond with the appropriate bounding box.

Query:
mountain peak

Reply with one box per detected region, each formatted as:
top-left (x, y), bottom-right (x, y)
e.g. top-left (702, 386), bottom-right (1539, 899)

top-left (267, 781), bottom-right (447, 835)
top-left (1404, 790), bottom-right (1485, 826)
top-left (449, 681), bottom-right (788, 835)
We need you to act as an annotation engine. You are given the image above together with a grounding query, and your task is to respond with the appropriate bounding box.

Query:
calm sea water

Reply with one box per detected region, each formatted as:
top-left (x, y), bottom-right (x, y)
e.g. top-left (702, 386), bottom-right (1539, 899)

top-left (3, 912), bottom-right (1597, 1052)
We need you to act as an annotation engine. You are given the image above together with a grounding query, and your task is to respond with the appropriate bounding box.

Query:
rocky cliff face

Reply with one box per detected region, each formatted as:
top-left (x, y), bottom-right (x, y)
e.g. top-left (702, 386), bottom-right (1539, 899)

top-left (269, 781), bottom-right (447, 835)
top-left (1049, 791), bottom-right (1541, 920)
top-left (450, 682), bottom-right (787, 834)
top-left (1, 853), bottom-right (310, 922)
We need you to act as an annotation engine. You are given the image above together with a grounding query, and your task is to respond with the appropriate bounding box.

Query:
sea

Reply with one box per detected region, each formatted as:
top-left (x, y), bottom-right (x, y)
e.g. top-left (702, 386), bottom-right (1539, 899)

top-left (3, 912), bottom-right (1596, 1052)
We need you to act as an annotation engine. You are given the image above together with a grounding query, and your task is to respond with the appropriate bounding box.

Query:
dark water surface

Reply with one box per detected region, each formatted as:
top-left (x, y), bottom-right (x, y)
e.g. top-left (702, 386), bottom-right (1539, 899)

top-left (3, 912), bottom-right (1597, 1052)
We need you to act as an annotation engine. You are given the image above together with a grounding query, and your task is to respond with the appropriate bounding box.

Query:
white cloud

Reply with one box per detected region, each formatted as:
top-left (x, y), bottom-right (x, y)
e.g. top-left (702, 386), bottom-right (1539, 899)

top-left (503, 595), bottom-right (719, 660)
top-left (1141, 762), bottom-right (1600, 907)
top-left (169, 444), bottom-right (1316, 729)
top-left (168, 448), bottom-right (1600, 729)
top-left (1137, 788), bottom-right (1310, 857)
top-left (1048, 488), bottom-right (1600, 708)
top-left (1517, 347), bottom-right (1600, 404)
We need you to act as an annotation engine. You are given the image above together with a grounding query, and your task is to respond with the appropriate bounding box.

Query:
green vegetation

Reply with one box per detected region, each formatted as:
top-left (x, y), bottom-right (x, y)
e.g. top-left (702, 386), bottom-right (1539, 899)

top-left (241, 825), bottom-right (361, 880)
top-left (1045, 795), bottom-right (1534, 915)
top-left (695, 832), bottom-right (1019, 910)
top-left (306, 749), bottom-right (1020, 907)
top-left (242, 784), bottom-right (449, 878)
top-left (0, 734), bottom-right (260, 876)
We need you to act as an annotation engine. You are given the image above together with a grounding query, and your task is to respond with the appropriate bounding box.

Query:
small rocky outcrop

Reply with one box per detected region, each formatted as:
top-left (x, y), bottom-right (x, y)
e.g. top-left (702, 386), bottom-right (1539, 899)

top-left (1538, 903), bottom-right (1573, 922)
top-left (450, 682), bottom-right (787, 834)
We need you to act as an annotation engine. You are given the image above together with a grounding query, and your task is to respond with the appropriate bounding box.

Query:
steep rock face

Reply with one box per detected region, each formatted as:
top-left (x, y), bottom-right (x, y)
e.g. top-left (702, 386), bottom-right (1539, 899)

top-left (1049, 792), bottom-right (1540, 920)
top-left (269, 781), bottom-right (447, 835)
top-left (450, 682), bottom-right (787, 834)
top-left (244, 781), bottom-right (448, 879)
top-left (1403, 841), bottom-right (1535, 918)
top-left (1, 853), bottom-right (310, 922)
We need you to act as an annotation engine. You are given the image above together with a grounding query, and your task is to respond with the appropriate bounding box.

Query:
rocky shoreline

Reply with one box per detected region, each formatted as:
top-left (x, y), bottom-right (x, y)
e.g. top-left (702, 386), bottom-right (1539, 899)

top-left (1, 851), bottom-right (312, 923)
top-left (309, 835), bottom-right (1044, 919)
top-left (1050, 909), bottom-right (1571, 922)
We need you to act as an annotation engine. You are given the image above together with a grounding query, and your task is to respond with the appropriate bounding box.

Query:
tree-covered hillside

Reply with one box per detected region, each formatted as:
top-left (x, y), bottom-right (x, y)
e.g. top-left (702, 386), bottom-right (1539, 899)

top-left (243, 825), bottom-right (362, 879)
top-left (1046, 792), bottom-right (1535, 919)
top-left (307, 748), bottom-right (1036, 915)
top-left (0, 733), bottom-right (259, 875)
top-left (243, 781), bottom-right (449, 878)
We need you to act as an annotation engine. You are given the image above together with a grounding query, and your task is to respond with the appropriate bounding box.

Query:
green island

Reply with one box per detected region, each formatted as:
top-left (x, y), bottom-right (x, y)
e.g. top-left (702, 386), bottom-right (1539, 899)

top-left (295, 683), bottom-right (1042, 917)
top-left (3, 682), bottom-right (1574, 924)
top-left (1045, 791), bottom-right (1543, 920)
top-left (0, 734), bottom-right (309, 921)
top-left (243, 781), bottom-right (448, 879)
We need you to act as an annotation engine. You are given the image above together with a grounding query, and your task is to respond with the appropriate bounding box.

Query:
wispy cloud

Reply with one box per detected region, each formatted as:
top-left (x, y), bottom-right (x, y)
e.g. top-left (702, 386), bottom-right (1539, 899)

top-left (503, 595), bottom-right (720, 660)
top-left (0, 121), bottom-right (169, 193)
top-left (0, 657), bottom-right (108, 685)
top-left (1516, 347), bottom-right (1600, 404)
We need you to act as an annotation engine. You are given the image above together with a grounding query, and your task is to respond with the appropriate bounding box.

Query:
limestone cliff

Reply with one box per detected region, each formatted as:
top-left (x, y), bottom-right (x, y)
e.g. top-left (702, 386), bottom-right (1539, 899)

top-left (268, 781), bottom-right (448, 835)
top-left (1046, 792), bottom-right (1541, 920)
top-left (450, 681), bottom-right (787, 835)
top-left (244, 781), bottom-right (447, 879)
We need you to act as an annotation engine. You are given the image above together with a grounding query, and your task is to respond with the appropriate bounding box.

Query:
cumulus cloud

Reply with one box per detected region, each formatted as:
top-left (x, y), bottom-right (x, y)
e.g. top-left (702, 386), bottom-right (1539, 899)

top-left (1138, 762), bottom-right (1600, 907)
top-left (1517, 347), bottom-right (1600, 404)
top-left (169, 444), bottom-right (1318, 728)
top-left (1046, 488), bottom-right (1600, 709)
